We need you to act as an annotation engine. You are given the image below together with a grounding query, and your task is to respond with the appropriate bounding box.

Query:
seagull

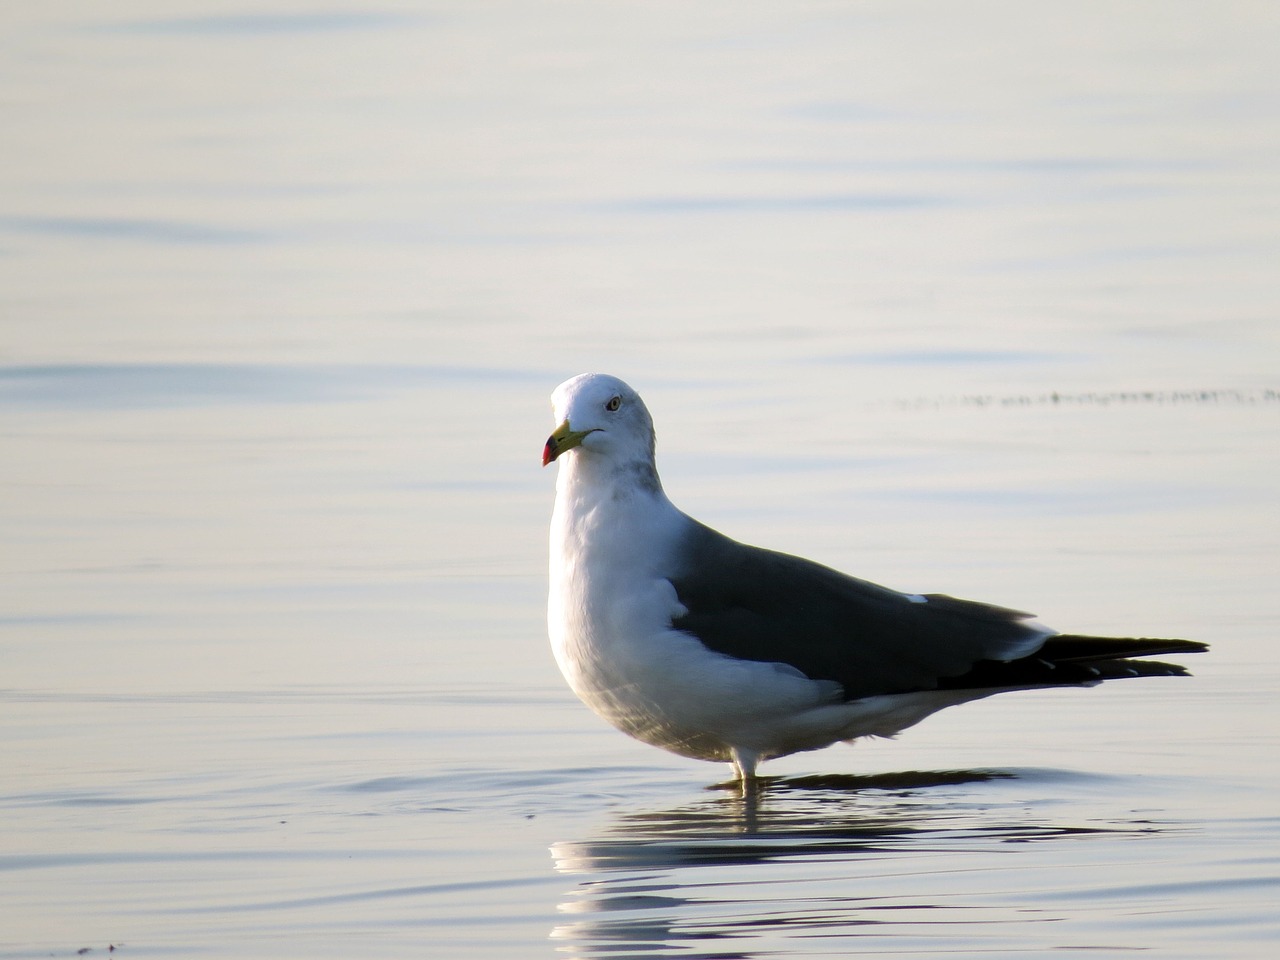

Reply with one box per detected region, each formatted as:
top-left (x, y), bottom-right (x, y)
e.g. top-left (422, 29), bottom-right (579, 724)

top-left (542, 373), bottom-right (1207, 785)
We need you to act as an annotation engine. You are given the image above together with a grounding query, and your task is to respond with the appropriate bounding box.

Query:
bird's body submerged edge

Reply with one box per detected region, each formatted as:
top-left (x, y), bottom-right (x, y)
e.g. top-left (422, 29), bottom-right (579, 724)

top-left (543, 373), bottom-right (1207, 783)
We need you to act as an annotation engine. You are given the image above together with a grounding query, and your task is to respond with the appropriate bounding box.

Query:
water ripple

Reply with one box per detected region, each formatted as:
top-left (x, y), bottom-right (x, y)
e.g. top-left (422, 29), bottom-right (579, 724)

top-left (0, 362), bottom-right (549, 409)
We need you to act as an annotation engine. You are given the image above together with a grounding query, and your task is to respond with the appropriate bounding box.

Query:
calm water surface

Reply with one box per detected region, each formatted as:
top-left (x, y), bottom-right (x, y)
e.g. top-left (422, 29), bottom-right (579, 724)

top-left (3, 3), bottom-right (1278, 958)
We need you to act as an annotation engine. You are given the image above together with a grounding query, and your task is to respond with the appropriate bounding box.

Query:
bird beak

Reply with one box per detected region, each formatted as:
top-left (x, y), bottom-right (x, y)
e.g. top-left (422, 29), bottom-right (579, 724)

top-left (542, 420), bottom-right (595, 466)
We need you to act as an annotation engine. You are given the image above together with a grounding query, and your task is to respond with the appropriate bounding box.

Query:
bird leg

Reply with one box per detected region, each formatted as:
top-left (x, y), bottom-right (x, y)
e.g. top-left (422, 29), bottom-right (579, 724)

top-left (730, 747), bottom-right (759, 783)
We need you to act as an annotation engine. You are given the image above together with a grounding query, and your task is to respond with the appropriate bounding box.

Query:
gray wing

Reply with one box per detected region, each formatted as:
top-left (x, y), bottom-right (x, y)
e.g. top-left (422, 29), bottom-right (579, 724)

top-left (666, 521), bottom-right (1208, 699)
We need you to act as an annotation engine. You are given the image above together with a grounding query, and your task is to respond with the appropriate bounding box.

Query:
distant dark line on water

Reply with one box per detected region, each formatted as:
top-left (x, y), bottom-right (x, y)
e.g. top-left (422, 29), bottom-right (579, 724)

top-left (884, 389), bottom-right (1279, 410)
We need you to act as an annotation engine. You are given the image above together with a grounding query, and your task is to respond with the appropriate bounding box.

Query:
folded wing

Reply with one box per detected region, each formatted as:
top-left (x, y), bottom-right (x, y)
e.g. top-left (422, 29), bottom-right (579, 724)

top-left (669, 521), bottom-right (1206, 700)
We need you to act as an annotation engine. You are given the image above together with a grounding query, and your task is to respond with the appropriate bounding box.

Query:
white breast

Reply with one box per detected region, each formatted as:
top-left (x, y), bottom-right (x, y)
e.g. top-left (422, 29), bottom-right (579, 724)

top-left (547, 465), bottom-right (841, 762)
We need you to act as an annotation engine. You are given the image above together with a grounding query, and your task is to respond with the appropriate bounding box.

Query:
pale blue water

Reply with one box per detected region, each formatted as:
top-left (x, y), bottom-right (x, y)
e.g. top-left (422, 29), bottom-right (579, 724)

top-left (2, 3), bottom-right (1278, 958)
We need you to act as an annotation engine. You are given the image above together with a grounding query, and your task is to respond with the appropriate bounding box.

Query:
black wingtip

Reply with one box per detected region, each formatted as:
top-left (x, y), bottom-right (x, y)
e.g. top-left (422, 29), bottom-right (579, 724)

top-left (1040, 635), bottom-right (1208, 662)
top-left (935, 634), bottom-right (1207, 691)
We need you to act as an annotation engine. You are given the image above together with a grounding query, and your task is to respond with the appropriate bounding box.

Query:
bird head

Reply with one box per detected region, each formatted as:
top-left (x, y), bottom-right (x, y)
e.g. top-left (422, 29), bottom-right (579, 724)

top-left (542, 373), bottom-right (656, 469)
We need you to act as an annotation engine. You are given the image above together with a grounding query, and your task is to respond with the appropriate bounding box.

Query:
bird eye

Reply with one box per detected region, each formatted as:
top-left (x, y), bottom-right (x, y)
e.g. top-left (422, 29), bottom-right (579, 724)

top-left (605, 396), bottom-right (622, 412)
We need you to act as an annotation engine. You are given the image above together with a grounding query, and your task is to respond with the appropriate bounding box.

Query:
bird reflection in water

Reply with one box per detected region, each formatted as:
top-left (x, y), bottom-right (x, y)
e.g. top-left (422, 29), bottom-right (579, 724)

top-left (549, 770), bottom-right (1175, 959)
